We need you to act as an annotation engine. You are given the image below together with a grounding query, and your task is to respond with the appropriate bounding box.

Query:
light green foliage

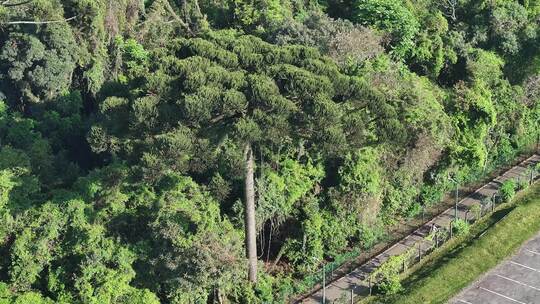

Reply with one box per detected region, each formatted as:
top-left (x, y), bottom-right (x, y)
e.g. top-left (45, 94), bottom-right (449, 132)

top-left (73, 242), bottom-right (139, 304)
top-left (229, 0), bottom-right (313, 33)
top-left (486, 79), bottom-right (537, 168)
top-left (0, 285), bottom-right (55, 304)
top-left (334, 147), bottom-right (384, 226)
top-left (76, 160), bottom-right (127, 196)
top-left (9, 203), bottom-right (65, 291)
top-left (339, 147), bottom-right (382, 199)
top-left (68, 0), bottom-right (144, 93)
top-left (354, 55), bottom-right (452, 148)
top-left (0, 170), bottom-right (15, 210)
top-left (0, 194), bottom-right (160, 303)
top-left (0, 147), bottom-right (40, 210)
top-left (410, 10), bottom-right (448, 78)
top-left (500, 179), bottom-right (517, 202)
top-left (448, 82), bottom-right (496, 169)
top-left (470, 202), bottom-right (482, 221)
top-left (140, 174), bottom-right (244, 303)
top-left (152, 175), bottom-right (226, 249)
top-left (257, 157), bottom-right (324, 226)
top-left (0, 0), bottom-right (539, 302)
top-left (419, 183), bottom-right (446, 207)
top-left (382, 180), bottom-right (419, 221)
top-left (320, 209), bottom-right (351, 257)
top-left (516, 177), bottom-right (529, 190)
top-left (282, 195), bottom-right (324, 271)
top-left (466, 49), bottom-right (504, 86)
top-left (452, 219), bottom-right (470, 236)
top-left (0, 170), bottom-right (16, 243)
top-left (352, 59), bottom-right (452, 220)
top-left (115, 36), bottom-right (149, 81)
top-left (378, 272), bottom-right (402, 295)
top-left (370, 248), bottom-right (415, 295)
top-left (524, 0), bottom-right (540, 15)
top-left (353, 0), bottom-right (419, 58)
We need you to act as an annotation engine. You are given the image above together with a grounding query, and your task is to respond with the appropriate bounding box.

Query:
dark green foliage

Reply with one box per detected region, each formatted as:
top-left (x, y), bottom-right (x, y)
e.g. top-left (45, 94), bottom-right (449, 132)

top-left (88, 32), bottom-right (357, 187)
top-left (0, 0), bottom-right (539, 302)
top-left (488, 1), bottom-right (531, 55)
top-left (0, 25), bottom-right (77, 105)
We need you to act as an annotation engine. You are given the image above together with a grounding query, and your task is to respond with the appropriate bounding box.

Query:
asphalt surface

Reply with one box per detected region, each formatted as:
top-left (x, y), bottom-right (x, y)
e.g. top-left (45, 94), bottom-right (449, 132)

top-left (452, 232), bottom-right (540, 304)
top-left (301, 154), bottom-right (540, 303)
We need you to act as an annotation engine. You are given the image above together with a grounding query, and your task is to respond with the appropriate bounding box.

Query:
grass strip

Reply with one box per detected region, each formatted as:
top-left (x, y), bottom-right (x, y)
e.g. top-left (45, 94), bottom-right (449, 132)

top-left (364, 182), bottom-right (540, 304)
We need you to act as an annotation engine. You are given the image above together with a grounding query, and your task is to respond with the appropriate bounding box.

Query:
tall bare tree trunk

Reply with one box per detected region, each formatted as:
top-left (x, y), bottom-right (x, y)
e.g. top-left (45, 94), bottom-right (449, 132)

top-left (244, 143), bottom-right (257, 283)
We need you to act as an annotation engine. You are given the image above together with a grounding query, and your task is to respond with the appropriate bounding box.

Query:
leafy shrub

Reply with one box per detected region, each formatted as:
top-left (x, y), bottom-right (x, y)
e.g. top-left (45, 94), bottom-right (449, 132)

top-left (374, 254), bottom-right (406, 295)
top-left (273, 275), bottom-right (295, 301)
top-left (500, 180), bottom-right (517, 202)
top-left (406, 202), bottom-right (423, 218)
top-left (469, 202), bottom-right (482, 221)
top-left (452, 219), bottom-right (470, 236)
top-left (420, 184), bottom-right (445, 207)
top-left (353, 0), bottom-right (419, 58)
top-left (516, 178), bottom-right (529, 191)
top-left (321, 212), bottom-right (350, 257)
top-left (526, 165), bottom-right (537, 183)
top-left (378, 273), bottom-right (402, 295)
top-left (255, 272), bottom-right (295, 303)
top-left (359, 223), bottom-right (386, 250)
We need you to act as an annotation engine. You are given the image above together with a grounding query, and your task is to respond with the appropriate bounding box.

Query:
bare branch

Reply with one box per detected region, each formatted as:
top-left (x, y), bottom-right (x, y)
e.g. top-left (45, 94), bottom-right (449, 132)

top-left (1, 0), bottom-right (32, 7)
top-left (2, 15), bottom-right (76, 25)
top-left (192, 0), bottom-right (204, 19)
top-left (160, 0), bottom-right (193, 35)
top-left (440, 0), bottom-right (458, 22)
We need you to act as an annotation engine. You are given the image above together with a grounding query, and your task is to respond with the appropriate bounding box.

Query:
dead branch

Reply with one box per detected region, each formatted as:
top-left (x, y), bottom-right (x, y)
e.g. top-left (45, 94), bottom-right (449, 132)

top-left (3, 15), bottom-right (77, 25)
top-left (1, 0), bottom-right (32, 7)
top-left (160, 0), bottom-right (193, 35)
top-left (441, 0), bottom-right (458, 22)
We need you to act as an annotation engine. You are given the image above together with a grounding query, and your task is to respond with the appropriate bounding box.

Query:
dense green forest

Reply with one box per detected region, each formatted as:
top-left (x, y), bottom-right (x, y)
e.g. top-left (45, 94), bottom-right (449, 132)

top-left (0, 0), bottom-right (539, 303)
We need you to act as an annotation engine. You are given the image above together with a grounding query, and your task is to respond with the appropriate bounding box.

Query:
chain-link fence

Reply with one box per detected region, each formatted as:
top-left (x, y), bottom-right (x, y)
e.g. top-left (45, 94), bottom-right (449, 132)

top-left (321, 163), bottom-right (540, 303)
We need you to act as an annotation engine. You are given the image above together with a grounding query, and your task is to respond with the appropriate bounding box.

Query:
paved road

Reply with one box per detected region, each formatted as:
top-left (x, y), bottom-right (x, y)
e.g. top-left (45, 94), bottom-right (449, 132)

top-left (301, 154), bottom-right (540, 303)
top-left (451, 232), bottom-right (540, 304)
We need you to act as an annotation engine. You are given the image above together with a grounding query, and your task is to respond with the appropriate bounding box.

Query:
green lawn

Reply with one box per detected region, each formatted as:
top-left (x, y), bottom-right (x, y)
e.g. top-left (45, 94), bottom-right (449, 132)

top-left (369, 182), bottom-right (540, 304)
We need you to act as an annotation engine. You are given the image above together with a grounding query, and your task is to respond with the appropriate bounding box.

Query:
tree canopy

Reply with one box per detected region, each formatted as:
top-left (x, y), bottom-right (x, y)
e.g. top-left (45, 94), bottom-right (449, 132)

top-left (0, 0), bottom-right (539, 302)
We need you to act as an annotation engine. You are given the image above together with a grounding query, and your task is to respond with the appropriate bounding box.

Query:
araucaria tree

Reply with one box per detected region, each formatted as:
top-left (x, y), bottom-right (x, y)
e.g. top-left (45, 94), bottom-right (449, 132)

top-left (0, 0), bottom-right (539, 302)
top-left (89, 32), bottom-right (357, 284)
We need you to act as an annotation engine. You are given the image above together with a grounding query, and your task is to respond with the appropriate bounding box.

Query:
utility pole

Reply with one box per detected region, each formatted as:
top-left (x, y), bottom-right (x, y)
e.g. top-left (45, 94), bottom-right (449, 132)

top-left (322, 265), bottom-right (326, 304)
top-left (536, 132), bottom-right (540, 153)
top-left (448, 174), bottom-right (459, 220)
top-left (454, 183), bottom-right (459, 220)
